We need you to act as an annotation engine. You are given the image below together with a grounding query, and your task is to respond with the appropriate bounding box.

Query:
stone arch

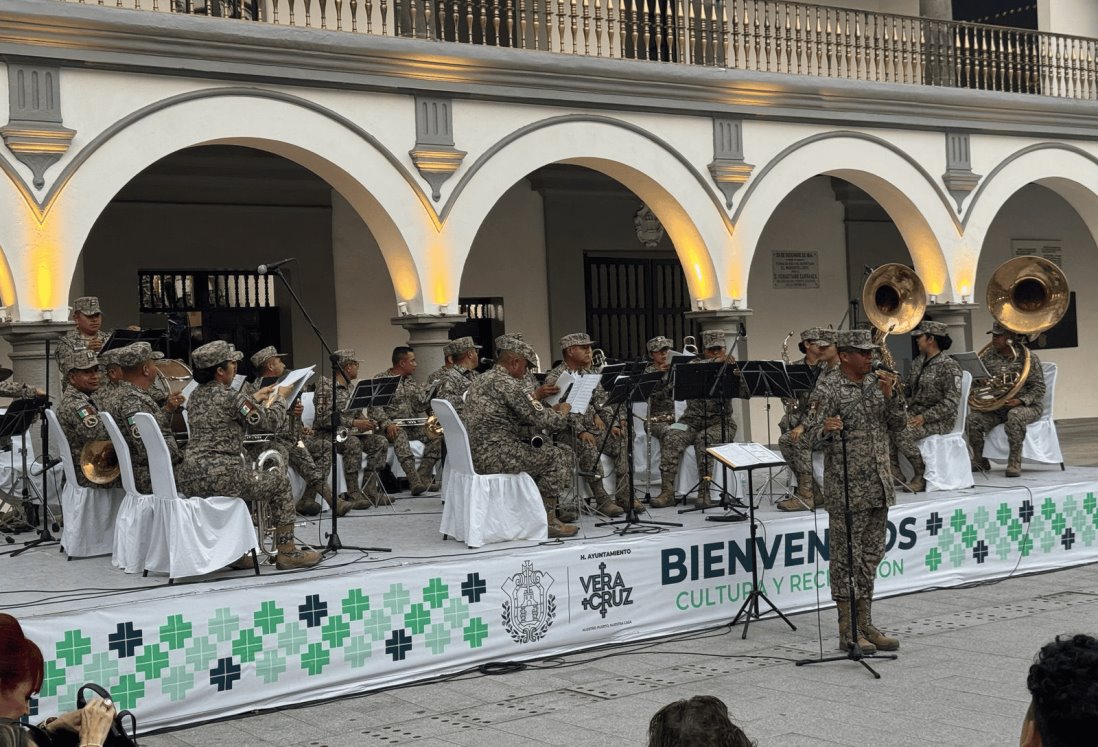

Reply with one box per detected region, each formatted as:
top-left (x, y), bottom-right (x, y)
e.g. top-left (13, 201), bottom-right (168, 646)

top-left (440, 116), bottom-right (731, 308)
top-left (733, 132), bottom-right (960, 301)
top-left (31, 88), bottom-right (431, 318)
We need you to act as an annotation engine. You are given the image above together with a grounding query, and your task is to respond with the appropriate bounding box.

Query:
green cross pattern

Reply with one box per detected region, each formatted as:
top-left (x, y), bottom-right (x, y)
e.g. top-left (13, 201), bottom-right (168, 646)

top-left (161, 666), bottom-right (196, 702)
top-left (343, 636), bottom-right (373, 668)
top-left (404, 603), bottom-right (432, 635)
top-left (973, 506), bottom-right (990, 530)
top-left (185, 635), bottom-right (218, 671)
top-left (55, 629), bottom-right (91, 667)
top-left (1084, 493), bottom-right (1096, 516)
top-left (1040, 497), bottom-right (1056, 520)
top-left (111, 674), bottom-right (145, 710)
top-left (924, 547), bottom-right (942, 571)
top-left (463, 617), bottom-right (488, 648)
top-left (277, 622), bottom-right (308, 656)
top-left (949, 508), bottom-right (967, 533)
top-left (41, 660), bottom-right (66, 698)
top-left (363, 609), bottom-right (390, 642)
top-left (383, 584), bottom-right (412, 616)
top-left (255, 650), bottom-right (287, 685)
top-left (321, 615), bottom-right (351, 649)
top-left (423, 578), bottom-right (449, 609)
top-left (135, 644), bottom-right (170, 681)
top-left (232, 628), bottom-right (264, 663)
top-left (995, 534), bottom-right (1013, 560)
top-left (443, 597), bottom-right (470, 630)
top-left (208, 608), bottom-right (241, 642)
top-left (996, 503), bottom-right (1012, 526)
top-left (961, 525), bottom-right (978, 549)
top-left (159, 615), bottom-right (193, 650)
top-left (1081, 523), bottom-right (1096, 547)
top-left (81, 652), bottom-right (119, 687)
top-left (301, 642), bottom-right (330, 676)
top-left (425, 624), bottom-right (451, 655)
top-left (341, 589), bottom-right (370, 621)
top-left (254, 601), bottom-right (285, 635)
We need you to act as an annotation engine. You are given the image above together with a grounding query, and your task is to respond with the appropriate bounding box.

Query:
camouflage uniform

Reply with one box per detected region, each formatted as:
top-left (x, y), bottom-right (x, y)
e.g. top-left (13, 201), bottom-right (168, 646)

top-left (678, 360), bottom-right (741, 499)
top-left (777, 355), bottom-right (830, 497)
top-left (108, 380), bottom-right (181, 495)
top-left (891, 350), bottom-right (962, 473)
top-left (432, 365), bottom-right (477, 416)
top-left (464, 366), bottom-right (572, 509)
top-left (544, 360), bottom-right (631, 505)
top-left (0, 379), bottom-right (39, 400)
top-left (56, 349), bottom-right (119, 489)
top-left (310, 375), bottom-right (387, 493)
top-left (967, 344), bottom-right (1045, 467)
top-left (807, 351), bottom-right (906, 606)
top-left (643, 362), bottom-right (693, 475)
top-left (372, 367), bottom-right (442, 485)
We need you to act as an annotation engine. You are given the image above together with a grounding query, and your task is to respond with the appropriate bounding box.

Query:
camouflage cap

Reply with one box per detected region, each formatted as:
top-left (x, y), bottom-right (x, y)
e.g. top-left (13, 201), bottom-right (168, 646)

top-left (444, 336), bottom-right (480, 358)
top-left (913, 320), bottom-right (949, 337)
top-left (67, 348), bottom-right (99, 372)
top-left (836, 329), bottom-right (879, 350)
top-left (496, 336), bottom-right (535, 360)
top-left (815, 329), bottom-right (837, 347)
top-left (799, 327), bottom-right (822, 343)
top-left (191, 340), bottom-right (243, 369)
top-left (646, 336), bottom-right (674, 353)
top-left (72, 296), bottom-right (101, 316)
top-left (114, 342), bottom-right (165, 367)
top-left (559, 332), bottom-right (595, 350)
top-left (250, 345), bottom-right (286, 370)
top-left (333, 349), bottom-right (357, 366)
top-left (988, 321), bottom-right (1009, 335)
top-left (97, 347), bottom-right (120, 367)
top-left (701, 329), bottom-right (727, 349)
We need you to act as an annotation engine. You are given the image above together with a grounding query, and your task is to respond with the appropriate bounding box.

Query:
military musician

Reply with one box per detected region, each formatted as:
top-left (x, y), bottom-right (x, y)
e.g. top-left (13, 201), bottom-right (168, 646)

top-left (56, 348), bottom-right (119, 489)
top-left (429, 336), bottom-right (481, 415)
top-left (643, 335), bottom-right (692, 509)
top-left (372, 347), bottom-right (441, 496)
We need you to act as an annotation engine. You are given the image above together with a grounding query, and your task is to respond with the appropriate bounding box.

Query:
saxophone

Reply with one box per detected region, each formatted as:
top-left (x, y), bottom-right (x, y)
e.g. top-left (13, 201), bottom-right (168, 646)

top-left (780, 331), bottom-right (800, 417)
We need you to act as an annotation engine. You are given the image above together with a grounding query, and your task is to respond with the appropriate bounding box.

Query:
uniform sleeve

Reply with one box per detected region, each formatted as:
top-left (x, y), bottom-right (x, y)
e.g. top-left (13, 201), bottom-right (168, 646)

top-left (233, 391), bottom-right (287, 433)
top-left (883, 380), bottom-right (908, 433)
top-left (920, 361), bottom-right (961, 426)
top-left (0, 380), bottom-right (37, 399)
top-left (1019, 353), bottom-right (1046, 408)
top-left (804, 380), bottom-right (839, 444)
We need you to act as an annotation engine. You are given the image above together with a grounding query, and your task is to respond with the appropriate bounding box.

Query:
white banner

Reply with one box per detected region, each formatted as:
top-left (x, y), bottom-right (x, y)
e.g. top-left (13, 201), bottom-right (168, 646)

top-left (19, 481), bottom-right (1098, 730)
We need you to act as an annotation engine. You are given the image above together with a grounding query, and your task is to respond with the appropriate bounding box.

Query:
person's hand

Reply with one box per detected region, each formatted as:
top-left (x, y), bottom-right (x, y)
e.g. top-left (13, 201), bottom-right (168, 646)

top-left (594, 415), bottom-right (606, 431)
top-left (553, 402), bottom-right (571, 415)
top-left (1005, 398), bottom-right (1022, 408)
top-left (789, 424), bottom-right (805, 443)
top-left (611, 426), bottom-right (623, 438)
top-left (291, 400), bottom-right (304, 418)
top-left (908, 414), bottom-right (925, 428)
top-left (163, 392), bottom-right (185, 413)
top-left (878, 372), bottom-right (896, 399)
top-left (44, 708), bottom-right (82, 734)
top-left (302, 426), bottom-right (315, 436)
top-left (823, 416), bottom-right (843, 433)
top-left (533, 384), bottom-right (559, 401)
top-left (78, 696), bottom-right (116, 747)
top-left (126, 325), bottom-right (142, 332)
top-left (86, 338), bottom-right (104, 352)
top-left (579, 432), bottom-right (597, 446)
top-left (385, 423), bottom-right (399, 441)
top-left (253, 384), bottom-right (275, 402)
top-left (34, 388), bottom-right (47, 398)
top-left (276, 385), bottom-right (294, 402)
top-left (353, 418), bottom-right (376, 432)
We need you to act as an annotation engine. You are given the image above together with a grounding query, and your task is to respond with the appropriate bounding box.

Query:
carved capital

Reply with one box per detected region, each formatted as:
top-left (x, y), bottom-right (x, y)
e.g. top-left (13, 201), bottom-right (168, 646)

top-left (411, 95), bottom-right (465, 201)
top-left (2, 64), bottom-right (75, 190)
top-left (408, 146), bottom-right (467, 201)
top-left (708, 117), bottom-right (753, 209)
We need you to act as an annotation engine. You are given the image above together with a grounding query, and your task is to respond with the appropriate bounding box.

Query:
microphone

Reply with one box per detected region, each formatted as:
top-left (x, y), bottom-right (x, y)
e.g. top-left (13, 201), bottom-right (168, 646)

top-left (738, 322), bottom-right (747, 340)
top-left (872, 360), bottom-right (899, 376)
top-left (257, 258), bottom-right (296, 274)
top-left (31, 456), bottom-right (62, 476)
top-left (479, 357), bottom-right (496, 367)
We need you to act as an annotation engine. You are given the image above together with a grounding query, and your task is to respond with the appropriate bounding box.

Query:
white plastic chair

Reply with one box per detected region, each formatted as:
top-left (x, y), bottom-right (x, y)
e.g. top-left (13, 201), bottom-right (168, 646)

top-left (100, 412), bottom-right (157, 574)
top-left (901, 370), bottom-right (975, 491)
top-left (983, 361), bottom-right (1064, 468)
top-left (299, 391), bottom-right (348, 495)
top-left (432, 398), bottom-right (547, 548)
top-left (44, 410), bottom-right (124, 559)
top-left (132, 412), bottom-right (260, 582)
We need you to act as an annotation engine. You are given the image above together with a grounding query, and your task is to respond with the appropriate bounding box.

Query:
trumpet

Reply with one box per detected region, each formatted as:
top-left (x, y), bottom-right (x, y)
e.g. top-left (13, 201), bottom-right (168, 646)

top-left (335, 426), bottom-right (375, 442)
top-left (529, 434), bottom-right (545, 448)
top-left (392, 417), bottom-right (428, 427)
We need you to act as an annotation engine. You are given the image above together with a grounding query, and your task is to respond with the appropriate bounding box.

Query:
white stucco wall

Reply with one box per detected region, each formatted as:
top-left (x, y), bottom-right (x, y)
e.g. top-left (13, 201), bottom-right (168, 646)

top-left (1038, 0), bottom-right (1098, 38)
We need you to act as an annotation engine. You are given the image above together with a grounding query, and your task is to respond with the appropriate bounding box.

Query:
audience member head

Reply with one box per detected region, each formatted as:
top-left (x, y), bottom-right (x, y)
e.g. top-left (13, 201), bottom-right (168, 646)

top-left (647, 695), bottom-right (754, 747)
top-left (0, 613), bottom-right (44, 719)
top-left (1021, 633), bottom-right (1098, 747)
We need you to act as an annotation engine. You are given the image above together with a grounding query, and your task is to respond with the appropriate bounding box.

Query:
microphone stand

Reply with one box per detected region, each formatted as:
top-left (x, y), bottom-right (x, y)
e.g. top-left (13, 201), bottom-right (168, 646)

top-left (267, 266), bottom-right (390, 556)
top-left (9, 339), bottom-right (60, 556)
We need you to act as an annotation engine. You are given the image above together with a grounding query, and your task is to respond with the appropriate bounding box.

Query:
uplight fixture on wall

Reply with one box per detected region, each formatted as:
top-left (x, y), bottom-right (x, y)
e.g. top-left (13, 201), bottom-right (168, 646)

top-left (696, 300), bottom-right (707, 311)
top-left (438, 304), bottom-right (449, 315)
top-left (929, 294), bottom-right (938, 304)
top-left (397, 302), bottom-right (409, 317)
top-left (41, 309), bottom-right (52, 322)
top-left (730, 298), bottom-right (742, 309)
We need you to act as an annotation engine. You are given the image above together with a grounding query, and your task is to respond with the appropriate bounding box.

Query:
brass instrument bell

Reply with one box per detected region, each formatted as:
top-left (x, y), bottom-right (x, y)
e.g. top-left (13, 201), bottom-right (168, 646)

top-left (80, 439), bottom-right (121, 484)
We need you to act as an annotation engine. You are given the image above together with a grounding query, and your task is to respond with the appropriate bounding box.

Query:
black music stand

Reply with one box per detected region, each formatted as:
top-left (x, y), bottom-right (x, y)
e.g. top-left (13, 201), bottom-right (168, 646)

top-left (595, 371), bottom-right (681, 534)
top-left (673, 362), bottom-right (747, 521)
top-left (347, 377), bottom-right (400, 503)
top-left (738, 361), bottom-right (798, 503)
top-left (102, 328), bottom-right (167, 354)
top-left (709, 443), bottom-right (798, 638)
top-left (0, 397), bottom-right (56, 557)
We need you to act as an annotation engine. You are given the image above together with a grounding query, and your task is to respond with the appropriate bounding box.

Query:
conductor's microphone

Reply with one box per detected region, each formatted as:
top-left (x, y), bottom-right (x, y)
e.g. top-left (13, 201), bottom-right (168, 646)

top-left (872, 360), bottom-right (899, 376)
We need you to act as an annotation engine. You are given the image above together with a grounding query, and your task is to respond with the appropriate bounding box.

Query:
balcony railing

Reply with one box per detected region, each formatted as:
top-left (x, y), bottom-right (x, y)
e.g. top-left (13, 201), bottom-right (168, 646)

top-left (59, 0), bottom-right (1098, 99)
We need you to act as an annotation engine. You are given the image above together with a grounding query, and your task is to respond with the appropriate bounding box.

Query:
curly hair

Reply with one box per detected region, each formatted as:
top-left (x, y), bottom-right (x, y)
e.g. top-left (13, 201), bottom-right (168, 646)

top-left (1026, 633), bottom-right (1098, 747)
top-left (647, 696), bottom-right (755, 747)
top-left (0, 613), bottom-right (44, 696)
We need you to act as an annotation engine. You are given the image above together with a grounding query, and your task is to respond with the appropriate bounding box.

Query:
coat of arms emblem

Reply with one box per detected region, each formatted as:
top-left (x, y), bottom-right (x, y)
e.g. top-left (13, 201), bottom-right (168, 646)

top-left (502, 560), bottom-right (556, 643)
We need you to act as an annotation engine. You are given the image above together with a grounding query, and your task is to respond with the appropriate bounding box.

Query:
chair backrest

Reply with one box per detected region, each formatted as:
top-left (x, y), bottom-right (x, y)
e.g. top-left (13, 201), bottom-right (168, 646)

top-left (100, 412), bottom-right (141, 496)
top-left (1040, 362), bottom-right (1057, 423)
top-left (133, 413), bottom-right (183, 500)
top-left (950, 371), bottom-right (972, 437)
top-left (430, 399), bottom-right (475, 476)
top-left (300, 391), bottom-right (315, 428)
top-left (44, 410), bottom-right (81, 486)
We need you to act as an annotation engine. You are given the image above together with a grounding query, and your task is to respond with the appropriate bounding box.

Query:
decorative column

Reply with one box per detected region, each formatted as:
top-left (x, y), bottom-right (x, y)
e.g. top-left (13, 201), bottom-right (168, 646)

top-left (390, 313), bottom-right (467, 383)
top-left (0, 320), bottom-right (73, 453)
top-left (926, 302), bottom-right (979, 352)
top-left (685, 308), bottom-right (754, 442)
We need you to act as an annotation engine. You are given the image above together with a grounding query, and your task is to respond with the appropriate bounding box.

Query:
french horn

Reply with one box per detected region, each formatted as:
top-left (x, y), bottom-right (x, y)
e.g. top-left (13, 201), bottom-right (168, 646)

top-left (80, 439), bottom-right (120, 485)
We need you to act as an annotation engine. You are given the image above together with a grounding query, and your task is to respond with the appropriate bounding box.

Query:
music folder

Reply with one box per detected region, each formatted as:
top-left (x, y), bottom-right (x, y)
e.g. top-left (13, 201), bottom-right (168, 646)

top-left (101, 328), bottom-right (167, 354)
top-left (706, 442), bottom-right (786, 471)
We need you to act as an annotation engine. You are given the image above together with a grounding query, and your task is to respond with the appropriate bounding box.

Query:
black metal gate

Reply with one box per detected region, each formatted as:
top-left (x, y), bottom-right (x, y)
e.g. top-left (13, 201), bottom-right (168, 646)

top-left (584, 255), bottom-right (694, 361)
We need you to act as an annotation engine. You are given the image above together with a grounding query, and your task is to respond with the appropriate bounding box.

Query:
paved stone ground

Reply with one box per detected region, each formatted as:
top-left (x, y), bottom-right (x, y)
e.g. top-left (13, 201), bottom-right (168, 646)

top-left (139, 420), bottom-right (1098, 747)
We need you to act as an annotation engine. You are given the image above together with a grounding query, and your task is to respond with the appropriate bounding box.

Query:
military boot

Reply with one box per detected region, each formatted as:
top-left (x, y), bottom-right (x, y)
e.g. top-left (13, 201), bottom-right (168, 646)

top-left (649, 471), bottom-right (678, 508)
top-left (315, 481), bottom-right (351, 517)
top-left (1006, 450), bottom-right (1022, 478)
top-left (693, 481), bottom-right (715, 508)
top-left (777, 480), bottom-right (813, 512)
top-left (557, 504), bottom-right (579, 523)
top-left (401, 456), bottom-right (428, 496)
top-left (294, 495), bottom-right (322, 516)
top-left (274, 525), bottom-right (322, 570)
top-left (836, 600), bottom-right (877, 655)
top-left (546, 510), bottom-right (579, 539)
top-left (364, 475), bottom-right (392, 506)
top-left (416, 457), bottom-right (437, 490)
top-left (346, 487), bottom-right (374, 510)
top-left (907, 456), bottom-right (927, 492)
top-left (590, 482), bottom-right (624, 517)
top-left (858, 598), bottom-right (899, 651)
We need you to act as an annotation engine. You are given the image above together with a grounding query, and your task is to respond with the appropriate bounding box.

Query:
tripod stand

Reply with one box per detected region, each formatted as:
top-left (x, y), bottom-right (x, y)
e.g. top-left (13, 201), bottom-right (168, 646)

top-left (795, 428), bottom-right (897, 678)
top-left (710, 443), bottom-right (797, 638)
top-left (595, 371), bottom-right (681, 534)
top-left (2, 368), bottom-right (60, 557)
top-left (347, 377), bottom-right (401, 510)
top-left (267, 265), bottom-right (390, 556)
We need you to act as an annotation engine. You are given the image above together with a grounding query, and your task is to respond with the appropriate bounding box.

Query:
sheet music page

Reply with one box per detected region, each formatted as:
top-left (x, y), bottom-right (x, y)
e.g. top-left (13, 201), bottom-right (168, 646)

top-left (706, 442), bottom-right (785, 469)
top-left (544, 371), bottom-right (574, 406)
top-left (230, 374), bottom-right (246, 391)
top-left (281, 365), bottom-right (316, 404)
top-left (566, 374), bottom-right (601, 413)
top-left (181, 379), bottom-right (199, 401)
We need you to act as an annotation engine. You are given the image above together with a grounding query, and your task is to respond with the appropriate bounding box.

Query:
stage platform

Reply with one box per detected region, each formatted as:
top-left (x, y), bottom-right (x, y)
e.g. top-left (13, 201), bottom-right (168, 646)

top-left (4, 463), bottom-right (1097, 731)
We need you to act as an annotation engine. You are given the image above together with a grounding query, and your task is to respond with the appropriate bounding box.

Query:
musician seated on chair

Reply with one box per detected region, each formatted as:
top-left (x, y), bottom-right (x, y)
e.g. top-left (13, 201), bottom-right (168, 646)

top-left (966, 322), bottom-right (1045, 478)
top-left (544, 332), bottom-right (633, 519)
top-left (309, 349), bottom-right (389, 509)
top-left (677, 329), bottom-right (744, 509)
top-left (775, 327), bottom-right (836, 513)
top-left (175, 340), bottom-right (320, 571)
top-left (463, 337), bottom-right (578, 538)
top-left (372, 347), bottom-right (442, 496)
top-left (56, 348), bottom-right (120, 490)
top-left (56, 296), bottom-right (111, 362)
top-left (887, 320), bottom-right (962, 493)
top-left (106, 342), bottom-right (183, 495)
top-left (644, 335), bottom-right (693, 509)
top-left (428, 337), bottom-right (481, 416)
top-left (246, 346), bottom-right (352, 519)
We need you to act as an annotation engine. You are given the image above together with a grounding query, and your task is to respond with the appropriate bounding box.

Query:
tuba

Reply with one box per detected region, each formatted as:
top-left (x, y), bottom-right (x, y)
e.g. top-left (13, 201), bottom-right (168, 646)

top-left (968, 257), bottom-right (1069, 413)
top-left (80, 439), bottom-right (121, 485)
top-left (862, 263), bottom-right (928, 372)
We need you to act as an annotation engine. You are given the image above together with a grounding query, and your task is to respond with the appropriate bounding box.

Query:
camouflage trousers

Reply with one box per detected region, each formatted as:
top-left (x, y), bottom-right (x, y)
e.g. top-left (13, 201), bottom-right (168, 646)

top-left (649, 422), bottom-right (694, 475)
top-left (388, 426), bottom-right (442, 471)
top-left (471, 438), bottom-right (572, 507)
top-left (827, 506), bottom-right (888, 604)
top-left (966, 405), bottom-right (1040, 460)
top-left (132, 462), bottom-right (154, 496)
top-left (695, 421), bottom-right (738, 491)
top-left (778, 429), bottom-right (814, 488)
top-left (889, 425), bottom-right (928, 472)
top-left (177, 456), bottom-right (295, 527)
top-left (307, 431), bottom-right (387, 489)
top-left (556, 426), bottom-right (630, 500)
top-left (247, 435), bottom-right (325, 486)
